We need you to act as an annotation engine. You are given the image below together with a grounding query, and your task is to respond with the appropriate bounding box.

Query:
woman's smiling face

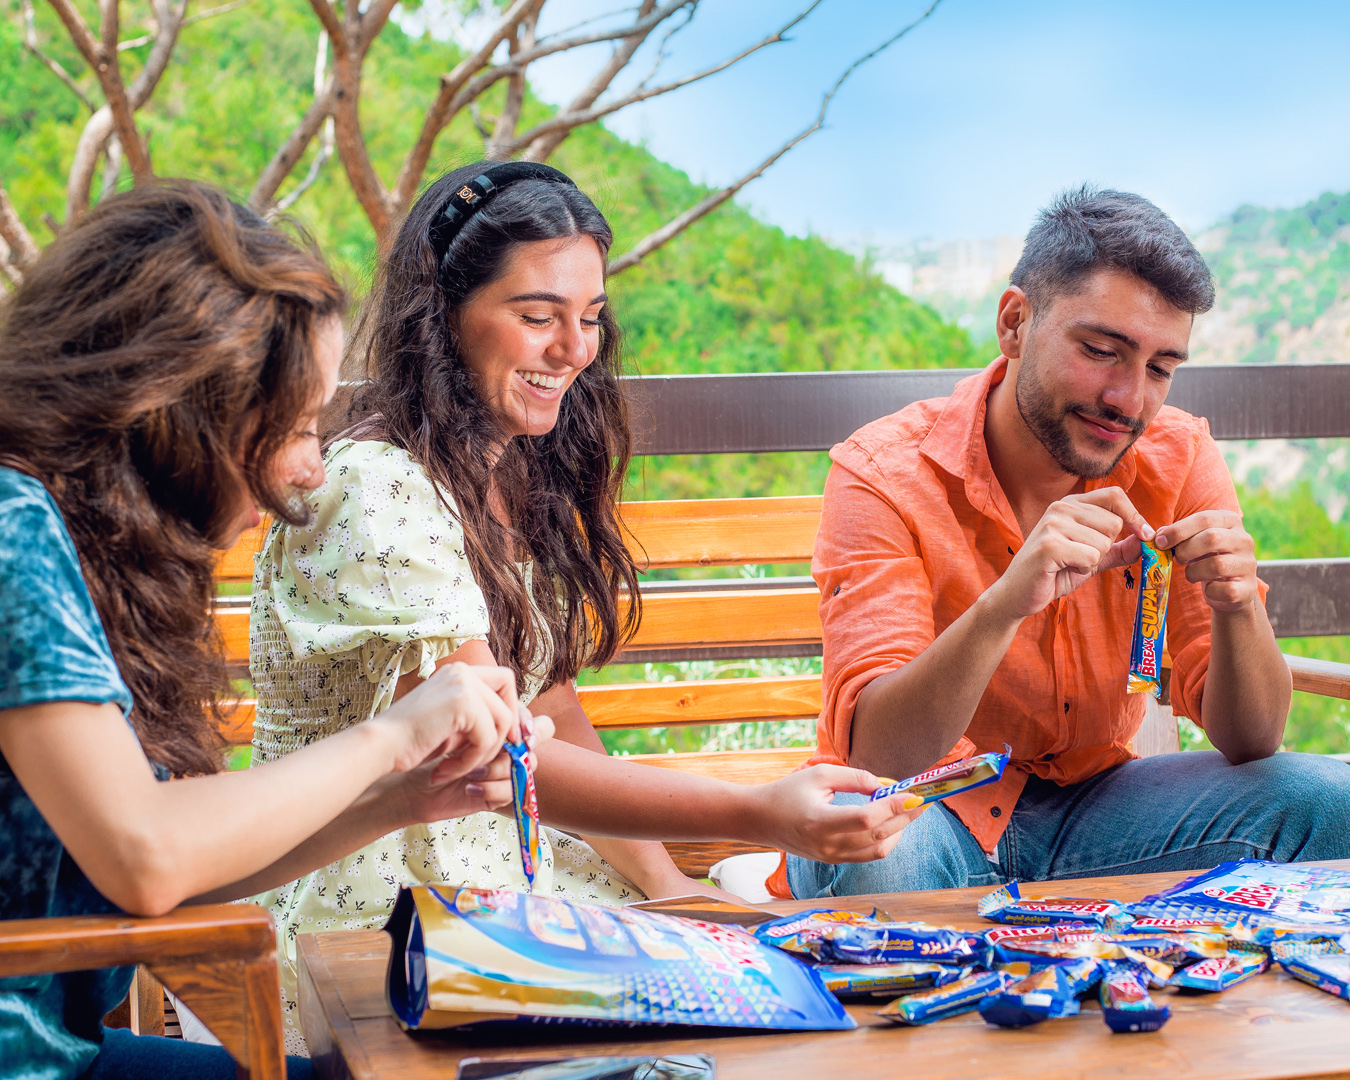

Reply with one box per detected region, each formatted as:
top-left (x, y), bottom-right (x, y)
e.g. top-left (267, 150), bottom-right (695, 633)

top-left (457, 235), bottom-right (607, 440)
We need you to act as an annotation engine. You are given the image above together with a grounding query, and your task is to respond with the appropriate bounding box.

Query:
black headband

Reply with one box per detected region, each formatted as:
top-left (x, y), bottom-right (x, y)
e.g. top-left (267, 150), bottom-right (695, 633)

top-left (428, 162), bottom-right (577, 266)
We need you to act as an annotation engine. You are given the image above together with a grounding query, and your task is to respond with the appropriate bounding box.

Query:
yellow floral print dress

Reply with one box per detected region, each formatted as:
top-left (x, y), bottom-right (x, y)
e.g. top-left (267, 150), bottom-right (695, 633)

top-left (246, 438), bottom-right (638, 1055)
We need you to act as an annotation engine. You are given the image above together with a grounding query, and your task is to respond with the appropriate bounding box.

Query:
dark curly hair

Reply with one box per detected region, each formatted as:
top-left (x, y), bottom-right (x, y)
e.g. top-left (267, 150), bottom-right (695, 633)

top-left (0, 181), bottom-right (347, 775)
top-left (343, 161), bottom-right (639, 690)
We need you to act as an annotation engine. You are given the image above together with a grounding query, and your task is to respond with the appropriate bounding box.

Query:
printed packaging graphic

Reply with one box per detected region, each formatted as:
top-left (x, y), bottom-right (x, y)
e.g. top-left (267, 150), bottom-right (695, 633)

top-left (505, 740), bottom-right (541, 891)
top-left (875, 970), bottom-right (1009, 1025)
top-left (815, 962), bottom-right (966, 998)
top-left (978, 881), bottom-right (1126, 927)
top-left (753, 909), bottom-right (982, 965)
top-left (1099, 962), bottom-right (1171, 1033)
top-left (1168, 952), bottom-right (1268, 992)
top-left (1127, 541), bottom-right (1173, 698)
top-left (1121, 860), bottom-right (1350, 930)
top-left (869, 745), bottom-right (1011, 806)
top-left (1279, 953), bottom-right (1350, 1001)
top-left (385, 886), bottom-right (855, 1032)
top-left (978, 958), bottom-right (1100, 1028)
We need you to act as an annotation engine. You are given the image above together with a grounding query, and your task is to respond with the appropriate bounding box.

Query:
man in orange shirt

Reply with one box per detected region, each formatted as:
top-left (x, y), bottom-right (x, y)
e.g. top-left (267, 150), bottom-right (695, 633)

top-left (782, 187), bottom-right (1350, 899)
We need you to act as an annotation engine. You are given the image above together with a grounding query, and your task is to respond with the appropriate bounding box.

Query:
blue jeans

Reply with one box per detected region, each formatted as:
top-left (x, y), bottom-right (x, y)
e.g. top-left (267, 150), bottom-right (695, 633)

top-left (85, 1026), bottom-right (314, 1080)
top-left (787, 751), bottom-right (1350, 897)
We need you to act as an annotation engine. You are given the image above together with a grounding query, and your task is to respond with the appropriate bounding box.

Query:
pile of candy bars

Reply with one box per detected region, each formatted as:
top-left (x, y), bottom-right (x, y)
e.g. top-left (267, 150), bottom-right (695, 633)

top-left (753, 858), bottom-right (1350, 1033)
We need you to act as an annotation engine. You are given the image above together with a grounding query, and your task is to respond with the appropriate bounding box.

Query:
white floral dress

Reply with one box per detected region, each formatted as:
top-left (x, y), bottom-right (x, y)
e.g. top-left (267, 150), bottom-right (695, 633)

top-left (246, 438), bottom-right (638, 1055)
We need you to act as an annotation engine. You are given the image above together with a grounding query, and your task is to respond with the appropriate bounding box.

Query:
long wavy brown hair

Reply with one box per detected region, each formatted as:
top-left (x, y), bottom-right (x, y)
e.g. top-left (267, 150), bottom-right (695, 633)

top-left (345, 162), bottom-right (639, 690)
top-left (0, 181), bottom-right (346, 776)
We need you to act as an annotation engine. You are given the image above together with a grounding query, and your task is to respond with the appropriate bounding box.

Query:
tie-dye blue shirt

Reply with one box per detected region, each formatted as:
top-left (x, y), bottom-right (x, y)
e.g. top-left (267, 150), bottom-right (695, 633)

top-left (0, 466), bottom-right (138, 1080)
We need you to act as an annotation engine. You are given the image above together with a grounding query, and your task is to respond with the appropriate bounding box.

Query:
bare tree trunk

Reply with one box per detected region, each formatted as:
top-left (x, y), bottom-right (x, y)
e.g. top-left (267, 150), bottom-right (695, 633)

top-left (0, 186), bottom-right (41, 269)
top-left (22, 0), bottom-right (94, 111)
top-left (100, 133), bottom-right (123, 199)
top-left (269, 31), bottom-right (335, 217)
top-left (485, 14), bottom-right (536, 160)
top-left (520, 0), bottom-right (658, 163)
top-left (248, 78), bottom-right (336, 213)
top-left (46, 0), bottom-right (153, 181)
top-left (54, 0), bottom-right (189, 222)
top-left (392, 0), bottom-right (544, 210)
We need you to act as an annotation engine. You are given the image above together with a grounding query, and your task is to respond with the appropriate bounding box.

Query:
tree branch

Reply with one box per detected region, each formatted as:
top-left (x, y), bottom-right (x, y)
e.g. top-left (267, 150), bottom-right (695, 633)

top-left (485, 13), bottom-right (536, 159)
top-left (517, 0), bottom-right (821, 161)
top-left (45, 0), bottom-right (153, 182)
top-left (305, 0), bottom-right (344, 55)
top-left (392, 0), bottom-right (544, 210)
top-left (0, 185), bottom-right (41, 271)
top-left (22, 0), bottom-right (94, 111)
top-left (608, 0), bottom-right (944, 275)
top-left (99, 132), bottom-right (123, 197)
top-left (268, 30), bottom-right (335, 217)
top-left (519, 0), bottom-right (661, 163)
top-left (248, 77), bottom-right (335, 212)
top-left (117, 0), bottom-right (250, 50)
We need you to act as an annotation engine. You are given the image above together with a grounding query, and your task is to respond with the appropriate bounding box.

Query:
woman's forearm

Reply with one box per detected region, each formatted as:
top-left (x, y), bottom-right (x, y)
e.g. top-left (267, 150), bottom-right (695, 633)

top-left (0, 702), bottom-right (402, 915)
top-left (533, 740), bottom-right (766, 842)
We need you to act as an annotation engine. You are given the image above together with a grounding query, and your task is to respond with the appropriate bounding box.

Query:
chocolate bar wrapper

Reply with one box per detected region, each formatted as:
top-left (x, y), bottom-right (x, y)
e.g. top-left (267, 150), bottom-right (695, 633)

top-left (384, 886), bottom-right (855, 1031)
top-left (1114, 915), bottom-right (1260, 944)
top-left (1127, 541), bottom-right (1173, 698)
top-left (1122, 859), bottom-right (1350, 931)
top-left (1099, 962), bottom-right (1171, 1033)
top-left (1168, 951), bottom-right (1269, 992)
top-left (816, 962), bottom-right (966, 998)
top-left (988, 938), bottom-right (1172, 988)
top-left (869, 745), bottom-right (1011, 806)
top-left (978, 880), bottom-right (1126, 927)
top-left (1280, 953), bottom-right (1350, 1001)
top-left (505, 740), bottom-right (541, 891)
top-left (876, 970), bottom-right (1009, 1025)
top-left (978, 958), bottom-right (1100, 1027)
top-left (754, 909), bottom-right (981, 965)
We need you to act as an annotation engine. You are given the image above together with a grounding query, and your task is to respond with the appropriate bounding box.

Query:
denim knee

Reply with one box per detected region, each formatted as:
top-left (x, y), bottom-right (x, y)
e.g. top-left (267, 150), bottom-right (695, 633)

top-left (785, 800), bottom-right (1000, 897)
top-left (1241, 752), bottom-right (1350, 862)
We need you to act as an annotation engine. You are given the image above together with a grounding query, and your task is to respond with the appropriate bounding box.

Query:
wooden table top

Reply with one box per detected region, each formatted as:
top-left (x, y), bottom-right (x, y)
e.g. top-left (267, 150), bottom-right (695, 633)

top-left (297, 863), bottom-right (1350, 1080)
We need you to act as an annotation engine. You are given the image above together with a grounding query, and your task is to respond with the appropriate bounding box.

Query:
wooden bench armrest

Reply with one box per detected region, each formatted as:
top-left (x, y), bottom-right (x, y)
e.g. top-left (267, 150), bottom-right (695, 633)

top-left (0, 905), bottom-right (284, 1080)
top-left (1286, 653), bottom-right (1350, 700)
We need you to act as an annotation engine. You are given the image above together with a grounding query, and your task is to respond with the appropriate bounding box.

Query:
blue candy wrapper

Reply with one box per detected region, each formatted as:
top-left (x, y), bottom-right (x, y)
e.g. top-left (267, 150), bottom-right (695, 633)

top-left (754, 909), bottom-right (981, 965)
top-left (505, 740), bottom-right (541, 892)
top-left (978, 881), bottom-right (1126, 927)
top-left (385, 886), bottom-right (855, 1031)
top-left (978, 958), bottom-right (1100, 1028)
top-left (1122, 859), bottom-right (1350, 930)
top-left (1099, 962), bottom-right (1171, 1033)
top-left (869, 745), bottom-right (1011, 806)
top-left (1280, 953), bottom-right (1350, 1001)
top-left (876, 970), bottom-right (1009, 1025)
top-left (1168, 952), bottom-right (1269, 992)
top-left (816, 962), bottom-right (966, 998)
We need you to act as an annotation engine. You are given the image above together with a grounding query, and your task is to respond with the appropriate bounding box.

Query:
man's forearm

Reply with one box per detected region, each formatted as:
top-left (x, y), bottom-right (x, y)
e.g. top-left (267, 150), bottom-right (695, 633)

top-left (849, 588), bottom-right (1023, 781)
top-left (1199, 600), bottom-right (1290, 763)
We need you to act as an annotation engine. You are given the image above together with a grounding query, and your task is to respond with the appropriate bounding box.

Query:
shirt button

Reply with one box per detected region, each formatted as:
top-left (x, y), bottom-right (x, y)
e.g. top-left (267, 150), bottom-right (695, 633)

top-left (832, 585), bottom-right (841, 596)
top-left (990, 806), bottom-right (1002, 818)
top-left (1044, 753), bottom-right (1056, 761)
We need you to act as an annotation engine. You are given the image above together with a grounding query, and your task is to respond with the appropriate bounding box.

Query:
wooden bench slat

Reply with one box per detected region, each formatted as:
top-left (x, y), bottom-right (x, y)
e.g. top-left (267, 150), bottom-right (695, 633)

top-left (622, 747), bottom-right (814, 784)
top-left (1288, 654), bottom-right (1350, 700)
top-left (577, 676), bottom-right (822, 729)
top-left (623, 496), bottom-right (820, 568)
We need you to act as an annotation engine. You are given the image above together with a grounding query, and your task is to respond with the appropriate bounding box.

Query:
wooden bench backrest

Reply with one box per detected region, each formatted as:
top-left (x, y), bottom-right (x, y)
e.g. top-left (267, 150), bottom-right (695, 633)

top-left (214, 365), bottom-right (1350, 873)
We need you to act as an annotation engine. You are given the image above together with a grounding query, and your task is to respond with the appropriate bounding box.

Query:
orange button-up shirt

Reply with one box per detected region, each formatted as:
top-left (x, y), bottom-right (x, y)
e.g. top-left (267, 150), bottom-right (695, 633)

top-left (800, 358), bottom-right (1255, 868)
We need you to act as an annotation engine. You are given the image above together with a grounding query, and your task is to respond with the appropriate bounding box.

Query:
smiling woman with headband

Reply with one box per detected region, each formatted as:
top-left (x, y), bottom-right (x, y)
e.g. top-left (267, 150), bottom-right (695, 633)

top-left (245, 160), bottom-right (925, 1055)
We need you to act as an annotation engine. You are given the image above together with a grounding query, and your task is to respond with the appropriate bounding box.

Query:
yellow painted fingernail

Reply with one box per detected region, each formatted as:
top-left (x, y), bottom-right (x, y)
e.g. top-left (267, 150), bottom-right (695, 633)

top-left (901, 794), bottom-right (925, 810)
top-left (877, 777), bottom-right (899, 786)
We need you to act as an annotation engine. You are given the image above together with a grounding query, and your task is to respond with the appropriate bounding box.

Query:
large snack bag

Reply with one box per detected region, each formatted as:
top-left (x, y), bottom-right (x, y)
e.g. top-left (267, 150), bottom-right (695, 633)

top-left (385, 886), bottom-right (854, 1032)
top-left (1121, 860), bottom-right (1350, 930)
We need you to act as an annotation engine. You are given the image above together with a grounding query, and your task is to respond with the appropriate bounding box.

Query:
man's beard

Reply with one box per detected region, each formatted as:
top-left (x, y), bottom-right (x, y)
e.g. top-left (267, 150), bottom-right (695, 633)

top-left (1014, 356), bottom-right (1145, 479)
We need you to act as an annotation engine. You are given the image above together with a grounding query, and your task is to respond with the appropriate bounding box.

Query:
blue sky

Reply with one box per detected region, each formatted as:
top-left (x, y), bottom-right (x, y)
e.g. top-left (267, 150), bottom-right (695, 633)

top-left (524, 0), bottom-right (1350, 244)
